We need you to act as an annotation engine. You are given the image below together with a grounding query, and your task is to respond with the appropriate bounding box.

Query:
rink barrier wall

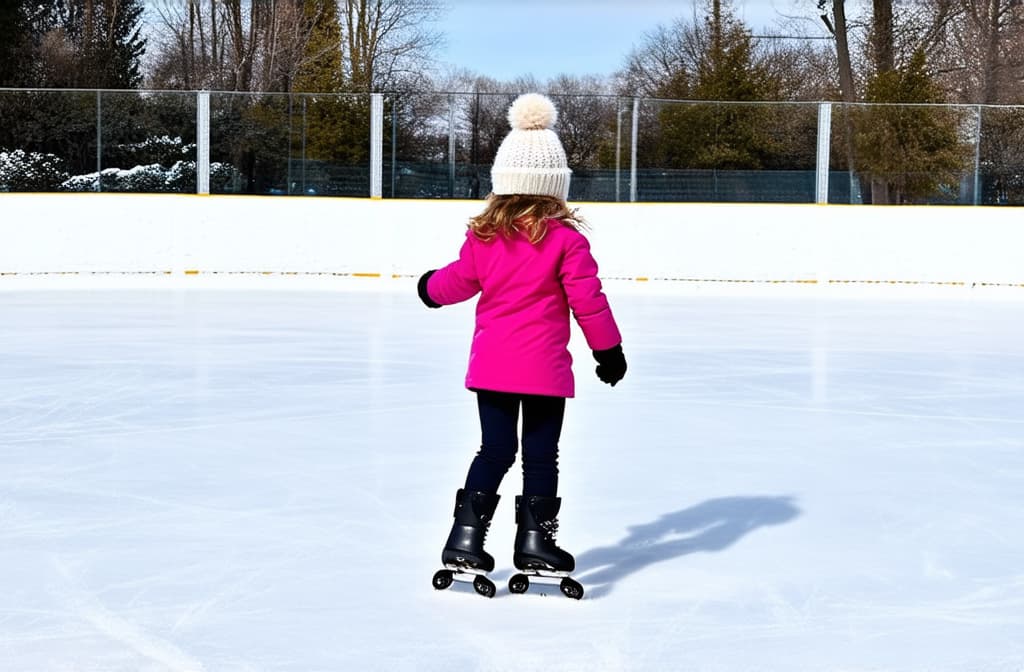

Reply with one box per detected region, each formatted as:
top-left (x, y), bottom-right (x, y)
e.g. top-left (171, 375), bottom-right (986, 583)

top-left (2, 193), bottom-right (1024, 295)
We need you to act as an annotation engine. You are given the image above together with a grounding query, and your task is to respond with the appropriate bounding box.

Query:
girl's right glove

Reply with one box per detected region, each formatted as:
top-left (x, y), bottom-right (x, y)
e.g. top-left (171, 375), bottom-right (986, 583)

top-left (417, 270), bottom-right (442, 309)
top-left (593, 344), bottom-right (627, 386)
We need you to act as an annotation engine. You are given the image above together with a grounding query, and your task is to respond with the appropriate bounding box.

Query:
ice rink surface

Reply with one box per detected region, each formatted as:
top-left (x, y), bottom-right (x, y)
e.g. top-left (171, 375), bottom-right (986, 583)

top-left (2, 286), bottom-right (1023, 672)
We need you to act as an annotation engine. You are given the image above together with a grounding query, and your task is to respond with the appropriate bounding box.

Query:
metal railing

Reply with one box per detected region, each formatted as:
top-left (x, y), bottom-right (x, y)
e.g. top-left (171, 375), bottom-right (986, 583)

top-left (1, 88), bottom-right (1021, 205)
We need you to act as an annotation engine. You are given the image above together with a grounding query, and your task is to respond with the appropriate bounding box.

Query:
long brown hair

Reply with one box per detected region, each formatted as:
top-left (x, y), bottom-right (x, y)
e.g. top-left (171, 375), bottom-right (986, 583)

top-left (469, 194), bottom-right (585, 244)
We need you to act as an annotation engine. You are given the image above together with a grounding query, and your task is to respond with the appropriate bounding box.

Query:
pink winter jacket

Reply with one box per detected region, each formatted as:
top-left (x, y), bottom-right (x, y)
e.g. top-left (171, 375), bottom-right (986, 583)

top-left (426, 219), bottom-right (622, 398)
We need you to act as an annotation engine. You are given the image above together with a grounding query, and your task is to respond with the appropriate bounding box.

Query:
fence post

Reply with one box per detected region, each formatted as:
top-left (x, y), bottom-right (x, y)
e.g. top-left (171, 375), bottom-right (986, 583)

top-left (95, 91), bottom-right (102, 192)
top-left (815, 102), bottom-right (832, 204)
top-left (196, 91), bottom-right (210, 195)
top-left (973, 105), bottom-right (982, 205)
top-left (391, 97), bottom-right (398, 197)
top-left (630, 97), bottom-right (639, 202)
top-left (370, 93), bottom-right (384, 199)
top-left (615, 99), bottom-right (622, 203)
top-left (286, 94), bottom-right (293, 194)
top-left (448, 94), bottom-right (456, 199)
top-left (301, 96), bottom-right (307, 195)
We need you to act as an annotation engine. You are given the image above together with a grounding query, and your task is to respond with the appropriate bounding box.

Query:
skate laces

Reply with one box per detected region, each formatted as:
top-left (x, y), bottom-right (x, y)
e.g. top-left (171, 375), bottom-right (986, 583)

top-left (540, 518), bottom-right (559, 540)
top-left (481, 518), bottom-right (492, 542)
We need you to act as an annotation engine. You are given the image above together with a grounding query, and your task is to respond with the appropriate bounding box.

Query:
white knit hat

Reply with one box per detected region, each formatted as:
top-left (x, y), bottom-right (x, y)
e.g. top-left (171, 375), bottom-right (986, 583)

top-left (491, 93), bottom-right (572, 200)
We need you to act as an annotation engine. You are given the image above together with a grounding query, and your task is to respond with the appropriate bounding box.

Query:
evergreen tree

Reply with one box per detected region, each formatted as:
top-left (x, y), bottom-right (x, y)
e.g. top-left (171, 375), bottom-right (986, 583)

top-left (89, 0), bottom-right (147, 88)
top-left (854, 49), bottom-right (968, 203)
top-left (29, 0), bottom-right (146, 88)
top-left (292, 0), bottom-right (368, 168)
top-left (293, 0), bottom-right (344, 94)
top-left (0, 2), bottom-right (33, 87)
top-left (657, 0), bottom-right (783, 170)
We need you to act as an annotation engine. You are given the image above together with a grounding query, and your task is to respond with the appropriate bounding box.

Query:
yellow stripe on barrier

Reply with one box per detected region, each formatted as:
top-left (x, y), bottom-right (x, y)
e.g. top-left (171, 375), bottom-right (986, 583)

top-left (829, 279), bottom-right (967, 286)
top-left (3, 270), bottom-right (1024, 289)
top-left (638, 277), bottom-right (819, 284)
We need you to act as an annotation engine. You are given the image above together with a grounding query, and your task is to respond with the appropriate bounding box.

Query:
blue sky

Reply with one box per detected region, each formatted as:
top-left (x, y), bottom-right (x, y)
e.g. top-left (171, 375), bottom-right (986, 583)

top-left (140, 0), bottom-right (806, 84)
top-left (435, 0), bottom-right (795, 81)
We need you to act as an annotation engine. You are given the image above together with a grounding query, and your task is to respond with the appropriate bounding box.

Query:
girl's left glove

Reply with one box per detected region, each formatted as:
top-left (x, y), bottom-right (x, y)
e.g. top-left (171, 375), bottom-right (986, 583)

top-left (417, 270), bottom-right (442, 308)
top-left (593, 344), bottom-right (627, 386)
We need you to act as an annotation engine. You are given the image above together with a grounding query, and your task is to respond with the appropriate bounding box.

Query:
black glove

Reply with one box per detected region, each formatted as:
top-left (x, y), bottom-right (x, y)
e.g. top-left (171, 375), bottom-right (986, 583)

top-left (593, 344), bottom-right (627, 386)
top-left (417, 270), bottom-right (442, 308)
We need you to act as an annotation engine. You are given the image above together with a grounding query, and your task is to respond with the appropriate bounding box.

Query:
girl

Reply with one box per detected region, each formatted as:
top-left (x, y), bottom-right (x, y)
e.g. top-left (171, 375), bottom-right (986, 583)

top-left (419, 93), bottom-right (626, 598)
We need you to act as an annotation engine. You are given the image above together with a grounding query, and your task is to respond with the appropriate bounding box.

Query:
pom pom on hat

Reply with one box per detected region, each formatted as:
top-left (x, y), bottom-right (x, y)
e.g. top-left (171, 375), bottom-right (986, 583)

top-left (508, 93), bottom-right (558, 131)
top-left (491, 93), bottom-right (572, 200)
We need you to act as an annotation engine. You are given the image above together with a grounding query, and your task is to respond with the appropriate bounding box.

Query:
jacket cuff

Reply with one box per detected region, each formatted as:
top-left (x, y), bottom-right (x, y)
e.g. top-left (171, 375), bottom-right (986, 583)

top-left (418, 270), bottom-right (442, 308)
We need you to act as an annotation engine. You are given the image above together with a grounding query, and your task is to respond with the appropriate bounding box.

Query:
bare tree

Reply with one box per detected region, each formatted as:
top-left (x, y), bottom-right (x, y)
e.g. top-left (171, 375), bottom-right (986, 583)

top-left (547, 74), bottom-right (616, 169)
top-left (149, 0), bottom-right (339, 92)
top-left (813, 0), bottom-right (1023, 104)
top-left (760, 38), bottom-right (839, 100)
top-left (617, 19), bottom-right (697, 97)
top-left (148, 0), bottom-right (231, 89)
top-left (619, 2), bottom-right (834, 101)
top-left (930, 0), bottom-right (1024, 103)
top-left (220, 0), bottom-right (264, 91)
top-left (820, 0), bottom-right (859, 102)
top-left (258, 0), bottom-right (308, 92)
top-left (871, 0), bottom-right (895, 72)
top-left (340, 0), bottom-right (443, 92)
top-left (37, 27), bottom-right (81, 87)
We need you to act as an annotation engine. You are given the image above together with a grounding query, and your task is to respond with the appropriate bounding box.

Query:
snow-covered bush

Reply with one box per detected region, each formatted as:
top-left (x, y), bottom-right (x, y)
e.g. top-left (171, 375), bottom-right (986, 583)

top-left (59, 172), bottom-right (99, 192)
top-left (60, 161), bottom-right (240, 193)
top-left (164, 160), bottom-right (196, 192)
top-left (164, 160), bottom-right (240, 193)
top-left (114, 163), bottom-right (170, 192)
top-left (0, 149), bottom-right (70, 192)
top-left (61, 165), bottom-right (167, 192)
top-left (3, 136), bottom-right (240, 193)
top-left (104, 135), bottom-right (195, 168)
top-left (210, 161), bottom-right (241, 193)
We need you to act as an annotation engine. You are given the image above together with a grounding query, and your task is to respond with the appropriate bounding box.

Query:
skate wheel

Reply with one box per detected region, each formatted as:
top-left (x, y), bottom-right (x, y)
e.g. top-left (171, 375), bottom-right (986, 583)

top-left (473, 575), bottom-right (496, 598)
top-left (508, 573), bottom-right (530, 594)
top-left (560, 577), bottom-right (584, 600)
top-left (432, 569), bottom-right (454, 590)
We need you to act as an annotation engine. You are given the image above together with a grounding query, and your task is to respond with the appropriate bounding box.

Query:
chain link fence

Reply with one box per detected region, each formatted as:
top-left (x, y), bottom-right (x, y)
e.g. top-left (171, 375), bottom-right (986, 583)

top-left (1, 88), bottom-right (1021, 204)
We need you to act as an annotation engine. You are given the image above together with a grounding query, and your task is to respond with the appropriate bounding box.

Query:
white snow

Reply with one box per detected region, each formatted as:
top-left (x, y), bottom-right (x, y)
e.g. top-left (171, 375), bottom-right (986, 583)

top-left (1, 286), bottom-right (1022, 671)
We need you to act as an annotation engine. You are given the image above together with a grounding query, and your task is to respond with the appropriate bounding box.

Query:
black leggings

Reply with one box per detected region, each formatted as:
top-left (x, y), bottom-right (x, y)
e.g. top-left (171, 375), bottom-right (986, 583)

top-left (463, 390), bottom-right (566, 498)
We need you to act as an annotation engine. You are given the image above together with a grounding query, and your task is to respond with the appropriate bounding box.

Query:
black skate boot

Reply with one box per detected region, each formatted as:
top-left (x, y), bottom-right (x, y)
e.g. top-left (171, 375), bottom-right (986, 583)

top-left (508, 495), bottom-right (584, 600)
top-left (431, 489), bottom-right (500, 598)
